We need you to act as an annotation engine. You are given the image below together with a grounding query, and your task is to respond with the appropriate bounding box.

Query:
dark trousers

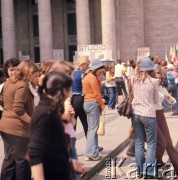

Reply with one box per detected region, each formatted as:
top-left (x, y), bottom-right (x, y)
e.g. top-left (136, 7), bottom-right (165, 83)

top-left (71, 95), bottom-right (88, 137)
top-left (115, 78), bottom-right (128, 98)
top-left (156, 110), bottom-right (178, 173)
top-left (167, 84), bottom-right (177, 112)
top-left (1, 133), bottom-right (31, 180)
top-left (172, 85), bottom-right (178, 114)
top-left (108, 87), bottom-right (116, 109)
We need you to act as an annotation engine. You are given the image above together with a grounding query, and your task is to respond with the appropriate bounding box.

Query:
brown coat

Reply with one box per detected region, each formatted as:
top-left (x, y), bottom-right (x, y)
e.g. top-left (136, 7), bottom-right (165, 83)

top-left (0, 79), bottom-right (34, 137)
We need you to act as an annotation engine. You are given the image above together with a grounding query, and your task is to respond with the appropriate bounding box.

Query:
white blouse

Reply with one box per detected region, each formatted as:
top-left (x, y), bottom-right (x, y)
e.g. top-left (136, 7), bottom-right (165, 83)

top-left (156, 86), bottom-right (170, 110)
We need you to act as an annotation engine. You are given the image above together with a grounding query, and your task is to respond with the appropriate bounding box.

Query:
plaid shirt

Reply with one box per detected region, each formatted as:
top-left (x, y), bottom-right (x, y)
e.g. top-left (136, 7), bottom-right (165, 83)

top-left (132, 76), bottom-right (159, 117)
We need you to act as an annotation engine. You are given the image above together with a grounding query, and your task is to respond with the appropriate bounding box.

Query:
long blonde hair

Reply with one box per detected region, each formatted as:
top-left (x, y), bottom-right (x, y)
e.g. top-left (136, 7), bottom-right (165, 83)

top-left (11, 60), bottom-right (38, 83)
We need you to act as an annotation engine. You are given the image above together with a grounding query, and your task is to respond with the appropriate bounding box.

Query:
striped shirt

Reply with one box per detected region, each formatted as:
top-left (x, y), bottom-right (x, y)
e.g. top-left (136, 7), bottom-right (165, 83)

top-left (132, 76), bottom-right (159, 117)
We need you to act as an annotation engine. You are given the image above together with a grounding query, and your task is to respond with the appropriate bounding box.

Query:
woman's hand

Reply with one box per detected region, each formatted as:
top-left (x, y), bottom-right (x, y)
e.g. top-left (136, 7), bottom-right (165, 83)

top-left (62, 105), bottom-right (75, 123)
top-left (71, 159), bottom-right (86, 175)
top-left (169, 97), bottom-right (176, 104)
top-left (166, 95), bottom-right (176, 105)
top-left (20, 113), bottom-right (31, 124)
top-left (102, 107), bottom-right (106, 114)
top-left (31, 163), bottom-right (45, 180)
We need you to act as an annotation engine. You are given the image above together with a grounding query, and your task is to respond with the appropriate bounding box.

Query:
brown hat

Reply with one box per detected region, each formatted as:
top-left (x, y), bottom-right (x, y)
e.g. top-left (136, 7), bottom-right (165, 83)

top-left (76, 57), bottom-right (90, 67)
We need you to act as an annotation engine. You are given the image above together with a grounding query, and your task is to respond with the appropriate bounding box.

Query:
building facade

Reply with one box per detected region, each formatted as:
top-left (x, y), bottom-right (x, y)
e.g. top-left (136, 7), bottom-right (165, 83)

top-left (0, 0), bottom-right (178, 64)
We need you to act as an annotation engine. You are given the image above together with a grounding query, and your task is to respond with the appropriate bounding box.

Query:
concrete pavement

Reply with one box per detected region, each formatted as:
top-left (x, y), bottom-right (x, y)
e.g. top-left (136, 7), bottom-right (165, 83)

top-left (0, 109), bottom-right (177, 180)
top-left (75, 108), bottom-right (134, 179)
top-left (75, 110), bottom-right (178, 180)
top-left (93, 112), bottom-right (178, 180)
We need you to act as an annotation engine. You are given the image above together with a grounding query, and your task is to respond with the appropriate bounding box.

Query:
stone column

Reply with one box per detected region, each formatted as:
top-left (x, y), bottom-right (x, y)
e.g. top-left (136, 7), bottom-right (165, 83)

top-left (1, 0), bottom-right (17, 62)
top-left (101, 0), bottom-right (117, 60)
top-left (76, 0), bottom-right (90, 45)
top-left (38, 0), bottom-right (53, 61)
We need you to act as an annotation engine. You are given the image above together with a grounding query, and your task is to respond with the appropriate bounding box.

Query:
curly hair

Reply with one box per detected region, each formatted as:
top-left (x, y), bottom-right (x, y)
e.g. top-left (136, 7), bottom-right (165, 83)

top-left (3, 58), bottom-right (20, 78)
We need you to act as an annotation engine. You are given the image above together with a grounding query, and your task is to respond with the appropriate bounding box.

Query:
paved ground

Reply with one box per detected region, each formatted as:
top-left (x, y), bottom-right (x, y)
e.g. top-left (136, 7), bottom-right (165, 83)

top-left (76, 107), bottom-right (131, 173)
top-left (91, 112), bottom-right (178, 180)
top-left (0, 107), bottom-right (177, 180)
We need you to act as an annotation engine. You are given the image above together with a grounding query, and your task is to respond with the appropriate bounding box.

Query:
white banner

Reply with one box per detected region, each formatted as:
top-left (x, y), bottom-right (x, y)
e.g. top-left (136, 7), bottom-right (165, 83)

top-left (75, 44), bottom-right (112, 62)
top-left (137, 47), bottom-right (150, 60)
top-left (19, 51), bottom-right (30, 60)
top-left (53, 49), bottom-right (64, 60)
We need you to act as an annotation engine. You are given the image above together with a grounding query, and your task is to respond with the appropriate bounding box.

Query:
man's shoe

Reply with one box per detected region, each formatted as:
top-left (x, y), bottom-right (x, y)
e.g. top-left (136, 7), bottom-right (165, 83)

top-left (98, 146), bottom-right (103, 152)
top-left (85, 155), bottom-right (101, 161)
top-left (126, 151), bottom-right (135, 157)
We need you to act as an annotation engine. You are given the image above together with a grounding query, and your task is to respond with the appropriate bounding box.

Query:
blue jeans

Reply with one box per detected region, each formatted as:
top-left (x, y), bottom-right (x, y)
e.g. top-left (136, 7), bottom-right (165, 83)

top-left (132, 114), bottom-right (157, 177)
top-left (83, 101), bottom-right (100, 157)
top-left (108, 87), bottom-right (116, 109)
top-left (70, 138), bottom-right (78, 160)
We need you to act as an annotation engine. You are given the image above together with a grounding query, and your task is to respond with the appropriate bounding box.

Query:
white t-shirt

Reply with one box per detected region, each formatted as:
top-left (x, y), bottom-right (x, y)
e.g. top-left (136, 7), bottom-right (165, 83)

top-left (126, 66), bottom-right (135, 78)
top-left (114, 64), bottom-right (125, 78)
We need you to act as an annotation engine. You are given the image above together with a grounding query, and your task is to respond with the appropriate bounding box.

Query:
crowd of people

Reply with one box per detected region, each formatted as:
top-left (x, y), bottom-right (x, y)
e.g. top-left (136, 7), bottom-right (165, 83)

top-left (0, 55), bottom-right (177, 179)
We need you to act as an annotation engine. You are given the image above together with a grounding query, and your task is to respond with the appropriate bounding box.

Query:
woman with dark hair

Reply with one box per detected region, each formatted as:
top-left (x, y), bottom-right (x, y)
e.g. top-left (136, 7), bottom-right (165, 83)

top-left (0, 58), bottom-right (20, 118)
top-left (28, 71), bottom-right (85, 180)
top-left (3, 58), bottom-right (20, 79)
top-left (155, 72), bottom-right (178, 175)
top-left (126, 59), bottom-right (136, 79)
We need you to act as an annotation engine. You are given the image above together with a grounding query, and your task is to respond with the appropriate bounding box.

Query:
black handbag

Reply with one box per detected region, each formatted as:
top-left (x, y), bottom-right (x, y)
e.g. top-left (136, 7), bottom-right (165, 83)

top-left (117, 78), bottom-right (133, 119)
top-left (117, 97), bottom-right (132, 119)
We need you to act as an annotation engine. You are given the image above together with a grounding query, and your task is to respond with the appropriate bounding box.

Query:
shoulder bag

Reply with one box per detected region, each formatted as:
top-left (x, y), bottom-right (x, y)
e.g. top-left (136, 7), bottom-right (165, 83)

top-left (117, 78), bottom-right (133, 119)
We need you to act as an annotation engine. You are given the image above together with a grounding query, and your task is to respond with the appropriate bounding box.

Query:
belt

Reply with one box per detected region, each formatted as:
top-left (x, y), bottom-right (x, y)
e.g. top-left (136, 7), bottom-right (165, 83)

top-left (72, 93), bottom-right (83, 96)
